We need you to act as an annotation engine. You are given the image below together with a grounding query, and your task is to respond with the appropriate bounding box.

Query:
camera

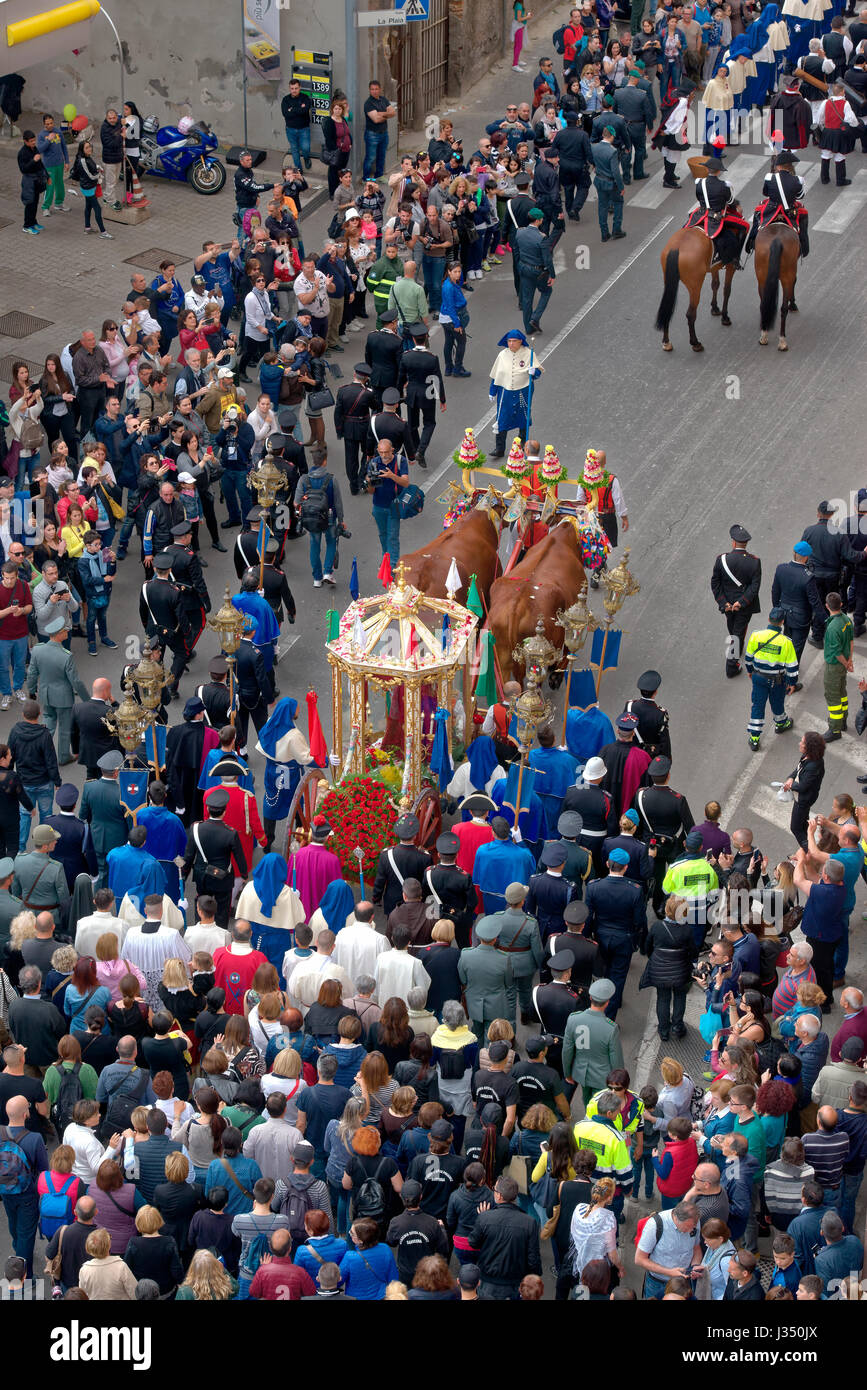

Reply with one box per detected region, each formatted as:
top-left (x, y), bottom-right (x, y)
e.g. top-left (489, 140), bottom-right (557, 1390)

top-left (337, 521), bottom-right (352, 539)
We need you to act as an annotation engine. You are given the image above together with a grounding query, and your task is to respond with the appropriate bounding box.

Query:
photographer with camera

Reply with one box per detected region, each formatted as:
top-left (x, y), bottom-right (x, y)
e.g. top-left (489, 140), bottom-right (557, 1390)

top-left (295, 444), bottom-right (344, 589)
top-left (366, 436), bottom-right (409, 567)
top-left (215, 405), bottom-right (255, 530)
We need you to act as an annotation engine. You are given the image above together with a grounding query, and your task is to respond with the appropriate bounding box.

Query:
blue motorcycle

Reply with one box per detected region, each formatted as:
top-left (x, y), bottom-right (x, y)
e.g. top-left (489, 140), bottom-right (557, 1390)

top-left (139, 115), bottom-right (227, 194)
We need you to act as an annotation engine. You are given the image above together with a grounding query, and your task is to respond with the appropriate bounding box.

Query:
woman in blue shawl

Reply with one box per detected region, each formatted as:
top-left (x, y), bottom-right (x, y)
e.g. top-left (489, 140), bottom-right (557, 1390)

top-left (743, 7), bottom-right (777, 108)
top-left (447, 733), bottom-right (506, 812)
top-left (236, 852), bottom-right (305, 984)
top-left (309, 880), bottom-right (356, 942)
top-left (232, 584), bottom-right (280, 674)
top-left (255, 696), bottom-right (316, 849)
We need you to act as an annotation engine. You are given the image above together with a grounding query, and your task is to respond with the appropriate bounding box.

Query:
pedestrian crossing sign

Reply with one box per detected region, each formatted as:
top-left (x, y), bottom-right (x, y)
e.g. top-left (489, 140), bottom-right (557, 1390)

top-left (397, 0), bottom-right (429, 18)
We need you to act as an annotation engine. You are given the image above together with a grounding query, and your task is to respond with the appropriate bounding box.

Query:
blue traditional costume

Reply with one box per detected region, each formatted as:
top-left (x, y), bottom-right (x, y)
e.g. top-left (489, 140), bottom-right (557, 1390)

top-left (528, 744), bottom-right (580, 836)
top-left (255, 696), bottom-right (316, 841)
top-left (489, 774), bottom-right (546, 848)
top-left (106, 841), bottom-right (167, 915)
top-left (720, 36), bottom-right (755, 119)
top-left (237, 852), bottom-right (305, 983)
top-left (198, 748), bottom-right (255, 794)
top-left (488, 330), bottom-right (542, 457)
top-left (313, 880), bottom-right (356, 938)
top-left (472, 835), bottom-right (538, 915)
top-left (231, 590), bottom-right (280, 672)
top-left (744, 8), bottom-right (778, 107)
top-left (565, 704), bottom-right (616, 763)
top-left (136, 804), bottom-right (187, 904)
top-left (449, 734), bottom-right (506, 810)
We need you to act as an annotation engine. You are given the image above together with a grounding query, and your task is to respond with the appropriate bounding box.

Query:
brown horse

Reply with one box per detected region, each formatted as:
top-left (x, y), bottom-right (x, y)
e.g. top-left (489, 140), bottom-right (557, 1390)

top-left (654, 226), bottom-right (738, 352)
top-left (755, 222), bottom-right (800, 352)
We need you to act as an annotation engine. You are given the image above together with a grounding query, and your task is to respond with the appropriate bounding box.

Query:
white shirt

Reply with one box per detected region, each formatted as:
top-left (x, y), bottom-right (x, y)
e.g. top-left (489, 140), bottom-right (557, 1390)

top-left (185, 287), bottom-right (221, 320)
top-left (63, 1122), bottom-right (113, 1186)
top-left (374, 949), bottom-right (431, 1007)
top-left (332, 920), bottom-right (389, 989)
top-left (183, 922), bottom-right (230, 956)
top-left (288, 958), bottom-right (354, 1011)
top-left (293, 270), bottom-right (329, 319)
top-left (74, 911), bottom-right (127, 960)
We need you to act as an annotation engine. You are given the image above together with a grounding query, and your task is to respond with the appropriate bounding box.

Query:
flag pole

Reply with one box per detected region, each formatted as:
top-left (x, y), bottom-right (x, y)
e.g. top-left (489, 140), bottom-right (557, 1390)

top-left (560, 659), bottom-right (573, 747)
top-left (594, 622), bottom-right (611, 700)
top-left (258, 516), bottom-right (267, 591)
top-left (525, 342), bottom-right (535, 441)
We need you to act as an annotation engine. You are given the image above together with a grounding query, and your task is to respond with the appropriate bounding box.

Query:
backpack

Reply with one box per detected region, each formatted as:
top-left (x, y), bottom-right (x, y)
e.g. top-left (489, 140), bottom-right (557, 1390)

top-left (353, 1157), bottom-right (389, 1222)
top-left (245, 1230), bottom-right (273, 1276)
top-left (284, 1181), bottom-right (317, 1242)
top-left (52, 1061), bottom-right (84, 1138)
top-left (39, 1172), bottom-right (75, 1240)
top-left (633, 1210), bottom-right (663, 1248)
top-left (0, 1126), bottom-right (32, 1195)
top-left (299, 473), bottom-right (333, 534)
top-left (99, 1067), bottom-right (149, 1141)
top-left (552, 22), bottom-right (569, 53)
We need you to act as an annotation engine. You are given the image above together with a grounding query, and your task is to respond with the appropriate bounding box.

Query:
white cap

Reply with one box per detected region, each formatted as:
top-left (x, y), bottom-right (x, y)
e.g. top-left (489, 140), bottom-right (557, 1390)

top-left (583, 756), bottom-right (607, 781)
top-left (343, 207), bottom-right (360, 220)
top-left (177, 471), bottom-right (194, 484)
top-left (217, 366), bottom-right (234, 379)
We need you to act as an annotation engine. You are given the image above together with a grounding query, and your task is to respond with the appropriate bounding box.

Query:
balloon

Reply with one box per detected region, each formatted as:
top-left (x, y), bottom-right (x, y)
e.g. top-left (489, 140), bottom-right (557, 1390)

top-left (71, 115), bottom-right (88, 132)
top-left (62, 103), bottom-right (77, 121)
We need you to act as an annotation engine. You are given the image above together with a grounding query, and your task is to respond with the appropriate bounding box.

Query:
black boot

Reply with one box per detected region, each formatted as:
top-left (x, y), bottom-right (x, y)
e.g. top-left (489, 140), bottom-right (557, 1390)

top-left (490, 431), bottom-right (507, 460)
top-left (820, 159), bottom-right (830, 184)
top-left (836, 160), bottom-right (852, 186)
top-left (662, 159), bottom-right (678, 188)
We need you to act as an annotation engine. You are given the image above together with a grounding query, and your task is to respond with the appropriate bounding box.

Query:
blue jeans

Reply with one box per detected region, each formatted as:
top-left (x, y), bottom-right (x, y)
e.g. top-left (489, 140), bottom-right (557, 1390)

top-left (309, 526), bottom-right (338, 581)
top-left (595, 181), bottom-right (624, 236)
top-left (222, 468), bottom-right (252, 524)
top-left (842, 1171), bottom-right (863, 1231)
top-left (86, 605), bottom-right (109, 647)
top-left (519, 270), bottom-right (552, 332)
top-left (0, 636), bottom-right (28, 696)
top-left (328, 1179), bottom-right (351, 1236)
top-left (422, 254), bottom-right (445, 313)
top-left (749, 672), bottom-right (787, 737)
top-left (372, 502), bottom-right (401, 565)
top-left (17, 449), bottom-right (38, 491)
top-left (363, 129), bottom-right (389, 179)
top-left (642, 1271), bottom-right (668, 1299)
top-left (633, 1152), bottom-right (655, 1199)
top-left (117, 517), bottom-right (135, 553)
top-left (20, 782), bottom-right (55, 851)
top-left (2, 1190), bottom-right (39, 1276)
top-left (285, 127), bottom-right (311, 167)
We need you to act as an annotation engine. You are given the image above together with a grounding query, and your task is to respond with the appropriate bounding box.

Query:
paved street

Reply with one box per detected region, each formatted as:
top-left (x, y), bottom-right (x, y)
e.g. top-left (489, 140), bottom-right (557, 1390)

top-left (0, 41), bottom-right (866, 1288)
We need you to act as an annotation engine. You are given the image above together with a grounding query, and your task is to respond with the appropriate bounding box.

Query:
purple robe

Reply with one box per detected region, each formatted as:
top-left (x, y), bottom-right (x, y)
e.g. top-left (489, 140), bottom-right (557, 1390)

top-left (288, 842), bottom-right (344, 919)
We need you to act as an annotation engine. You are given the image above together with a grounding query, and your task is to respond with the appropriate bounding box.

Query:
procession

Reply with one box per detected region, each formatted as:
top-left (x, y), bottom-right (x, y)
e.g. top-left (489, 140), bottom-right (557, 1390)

top-left (0, 0), bottom-right (863, 1335)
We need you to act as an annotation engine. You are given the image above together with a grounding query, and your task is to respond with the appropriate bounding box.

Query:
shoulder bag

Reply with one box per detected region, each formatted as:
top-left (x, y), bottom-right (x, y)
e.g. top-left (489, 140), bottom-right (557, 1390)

top-left (220, 1157), bottom-right (254, 1202)
top-left (45, 1221), bottom-right (66, 1283)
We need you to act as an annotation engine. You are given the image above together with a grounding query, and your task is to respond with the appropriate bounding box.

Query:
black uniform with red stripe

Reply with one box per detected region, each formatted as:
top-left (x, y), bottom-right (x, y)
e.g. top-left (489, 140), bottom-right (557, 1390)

top-left (163, 543), bottom-right (210, 648)
top-left (561, 784), bottom-right (617, 872)
top-left (710, 545), bottom-right (762, 676)
top-left (139, 576), bottom-right (192, 683)
top-left (622, 697), bottom-right (671, 759)
top-left (630, 783), bottom-right (694, 914)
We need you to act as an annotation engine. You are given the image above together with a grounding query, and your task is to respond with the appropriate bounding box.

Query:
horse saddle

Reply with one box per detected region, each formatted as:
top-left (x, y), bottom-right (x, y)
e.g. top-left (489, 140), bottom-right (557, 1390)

top-left (756, 200), bottom-right (804, 229)
top-left (684, 207), bottom-right (725, 239)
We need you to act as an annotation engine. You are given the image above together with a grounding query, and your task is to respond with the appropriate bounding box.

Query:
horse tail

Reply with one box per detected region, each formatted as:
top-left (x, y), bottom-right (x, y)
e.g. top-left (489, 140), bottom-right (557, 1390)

top-left (759, 236), bottom-right (782, 333)
top-left (655, 248), bottom-right (680, 333)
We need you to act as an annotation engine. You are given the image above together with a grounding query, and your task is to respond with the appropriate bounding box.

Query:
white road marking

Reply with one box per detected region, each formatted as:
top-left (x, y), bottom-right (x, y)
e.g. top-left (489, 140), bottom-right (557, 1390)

top-left (799, 163), bottom-right (823, 194)
top-left (425, 216), bottom-right (674, 489)
top-left (724, 153), bottom-right (771, 197)
top-left (814, 169), bottom-right (867, 234)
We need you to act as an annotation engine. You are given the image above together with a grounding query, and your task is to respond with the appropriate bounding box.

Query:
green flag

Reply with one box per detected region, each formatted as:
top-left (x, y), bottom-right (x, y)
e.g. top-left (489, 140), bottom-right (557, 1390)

top-left (474, 629), bottom-right (498, 705)
top-left (466, 574), bottom-right (484, 619)
top-left (326, 609), bottom-right (339, 642)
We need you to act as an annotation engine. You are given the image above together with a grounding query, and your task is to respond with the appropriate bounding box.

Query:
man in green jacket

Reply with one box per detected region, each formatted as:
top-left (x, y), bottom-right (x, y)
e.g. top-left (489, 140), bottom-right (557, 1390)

top-left (26, 615), bottom-right (88, 764)
top-left (366, 241), bottom-right (404, 327)
top-left (13, 824), bottom-right (70, 920)
top-left (388, 260), bottom-right (428, 344)
top-left (80, 750), bottom-right (129, 889)
top-left (822, 591), bottom-right (853, 741)
top-left (562, 978), bottom-right (625, 1106)
top-left (476, 882), bottom-right (544, 1027)
top-left (458, 918), bottom-right (513, 1043)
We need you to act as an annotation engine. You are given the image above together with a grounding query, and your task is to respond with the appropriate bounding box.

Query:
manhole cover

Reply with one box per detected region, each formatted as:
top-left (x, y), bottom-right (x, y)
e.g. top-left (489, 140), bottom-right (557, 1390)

top-left (122, 247), bottom-right (191, 270)
top-left (0, 354), bottom-right (45, 384)
top-left (0, 311), bottom-right (53, 339)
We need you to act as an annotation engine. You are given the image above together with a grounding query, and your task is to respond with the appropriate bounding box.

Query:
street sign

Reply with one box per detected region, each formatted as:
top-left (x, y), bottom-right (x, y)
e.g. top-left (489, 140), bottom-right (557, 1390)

top-left (396, 0), bottom-right (429, 18)
top-left (356, 9), bottom-right (407, 25)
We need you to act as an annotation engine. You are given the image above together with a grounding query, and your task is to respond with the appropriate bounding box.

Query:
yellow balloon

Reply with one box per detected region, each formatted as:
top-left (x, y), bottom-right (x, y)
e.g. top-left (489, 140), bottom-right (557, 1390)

top-left (62, 103), bottom-right (78, 121)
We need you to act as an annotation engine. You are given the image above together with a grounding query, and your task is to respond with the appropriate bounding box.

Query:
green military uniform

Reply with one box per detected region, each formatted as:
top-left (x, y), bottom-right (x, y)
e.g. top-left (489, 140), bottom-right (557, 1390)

top-left (560, 839), bottom-right (595, 897)
top-left (80, 776), bottom-right (129, 888)
top-left (26, 638), bottom-right (89, 763)
top-left (457, 935), bottom-right (513, 1043)
top-left (823, 609), bottom-right (853, 737)
top-left (12, 849), bottom-right (70, 919)
top-left (562, 1005), bottom-right (625, 1106)
top-left (477, 905), bottom-right (544, 1025)
top-left (366, 251), bottom-right (404, 328)
top-left (0, 884), bottom-right (23, 948)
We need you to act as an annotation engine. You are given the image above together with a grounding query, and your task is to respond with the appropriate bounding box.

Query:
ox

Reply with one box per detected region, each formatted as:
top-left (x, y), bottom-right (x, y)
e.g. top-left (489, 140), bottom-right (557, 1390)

top-left (487, 519), bottom-right (586, 682)
top-left (399, 503), bottom-right (502, 606)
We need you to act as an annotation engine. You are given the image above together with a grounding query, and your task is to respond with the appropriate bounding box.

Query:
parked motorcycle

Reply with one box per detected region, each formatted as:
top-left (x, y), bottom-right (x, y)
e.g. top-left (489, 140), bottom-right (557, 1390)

top-left (139, 115), bottom-right (227, 194)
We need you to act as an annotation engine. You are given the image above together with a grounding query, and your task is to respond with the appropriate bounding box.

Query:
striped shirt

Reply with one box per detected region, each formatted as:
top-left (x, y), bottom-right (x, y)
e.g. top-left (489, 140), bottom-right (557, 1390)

top-left (772, 964), bottom-right (816, 1019)
top-left (802, 1129), bottom-right (850, 1189)
top-left (763, 1160), bottom-right (815, 1220)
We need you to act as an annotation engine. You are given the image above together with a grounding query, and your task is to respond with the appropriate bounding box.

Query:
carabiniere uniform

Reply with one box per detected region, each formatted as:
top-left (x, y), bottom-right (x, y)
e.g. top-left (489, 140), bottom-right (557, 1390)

top-left (710, 523), bottom-right (762, 678)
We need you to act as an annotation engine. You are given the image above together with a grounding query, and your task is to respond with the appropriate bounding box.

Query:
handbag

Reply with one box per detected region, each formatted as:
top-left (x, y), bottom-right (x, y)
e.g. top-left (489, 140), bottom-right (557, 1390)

top-left (45, 1221), bottom-right (66, 1283)
top-left (2, 440), bottom-right (20, 480)
top-left (397, 482), bottom-right (425, 519)
top-left (320, 146), bottom-right (341, 165)
top-left (505, 1153), bottom-right (530, 1194)
top-left (456, 306), bottom-right (470, 328)
top-left (307, 387), bottom-right (335, 411)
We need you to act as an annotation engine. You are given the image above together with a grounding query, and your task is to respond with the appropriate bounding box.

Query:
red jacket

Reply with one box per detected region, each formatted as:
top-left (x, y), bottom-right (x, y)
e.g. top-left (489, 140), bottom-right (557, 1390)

top-left (248, 1256), bottom-right (316, 1300)
top-left (655, 1137), bottom-right (699, 1198)
top-left (204, 782), bottom-right (267, 875)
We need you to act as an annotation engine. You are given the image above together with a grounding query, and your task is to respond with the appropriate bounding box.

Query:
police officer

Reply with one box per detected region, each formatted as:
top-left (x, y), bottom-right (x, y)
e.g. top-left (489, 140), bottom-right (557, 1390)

top-left (622, 669), bottom-right (671, 758)
top-left (196, 657), bottom-right (232, 729)
top-left (631, 755), bottom-right (694, 916)
top-left (744, 150), bottom-right (809, 260)
top-left (590, 124), bottom-right (626, 241)
top-left (592, 100), bottom-right (631, 184)
top-left (612, 69), bottom-right (655, 180)
top-left (182, 787), bottom-right (247, 927)
top-left (139, 552), bottom-right (192, 697)
top-left (689, 154), bottom-right (733, 217)
top-left (513, 208), bottom-right (556, 337)
top-left (234, 618), bottom-right (270, 753)
top-left (526, 844), bottom-right (578, 946)
top-left (335, 363), bottom-right (376, 496)
top-left (45, 782), bottom-right (98, 890)
top-left (372, 813), bottom-right (432, 918)
top-left (457, 917), bottom-right (513, 1043)
top-left (543, 900), bottom-right (603, 1004)
top-left (364, 307), bottom-right (403, 409)
top-left (584, 848), bottom-right (646, 1018)
top-left (711, 524), bottom-right (763, 678)
top-left (268, 426), bottom-right (305, 545)
top-left (744, 605), bottom-right (799, 750)
top-left (505, 171), bottom-right (536, 296)
top-left (255, 544), bottom-right (296, 626)
top-left (845, 489), bottom-right (867, 637)
top-left (475, 881), bottom-right (544, 1026)
top-left (532, 951), bottom-right (579, 1075)
top-left (554, 811), bottom-right (595, 898)
top-left (771, 540), bottom-right (826, 670)
top-left (822, 591), bottom-right (854, 741)
top-left (234, 506), bottom-right (277, 578)
top-left (801, 500), bottom-right (862, 644)
top-left (550, 111), bottom-right (594, 221)
top-left (397, 324), bottom-right (446, 470)
top-left (365, 386), bottom-right (415, 464)
top-left (562, 756), bottom-right (618, 873)
top-left (164, 520), bottom-right (211, 636)
top-left (426, 831), bottom-right (476, 949)
top-left (531, 148), bottom-right (565, 248)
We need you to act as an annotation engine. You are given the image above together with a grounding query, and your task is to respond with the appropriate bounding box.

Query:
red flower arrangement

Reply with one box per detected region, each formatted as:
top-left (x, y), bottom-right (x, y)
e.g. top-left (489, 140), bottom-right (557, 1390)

top-left (320, 775), bottom-right (397, 881)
